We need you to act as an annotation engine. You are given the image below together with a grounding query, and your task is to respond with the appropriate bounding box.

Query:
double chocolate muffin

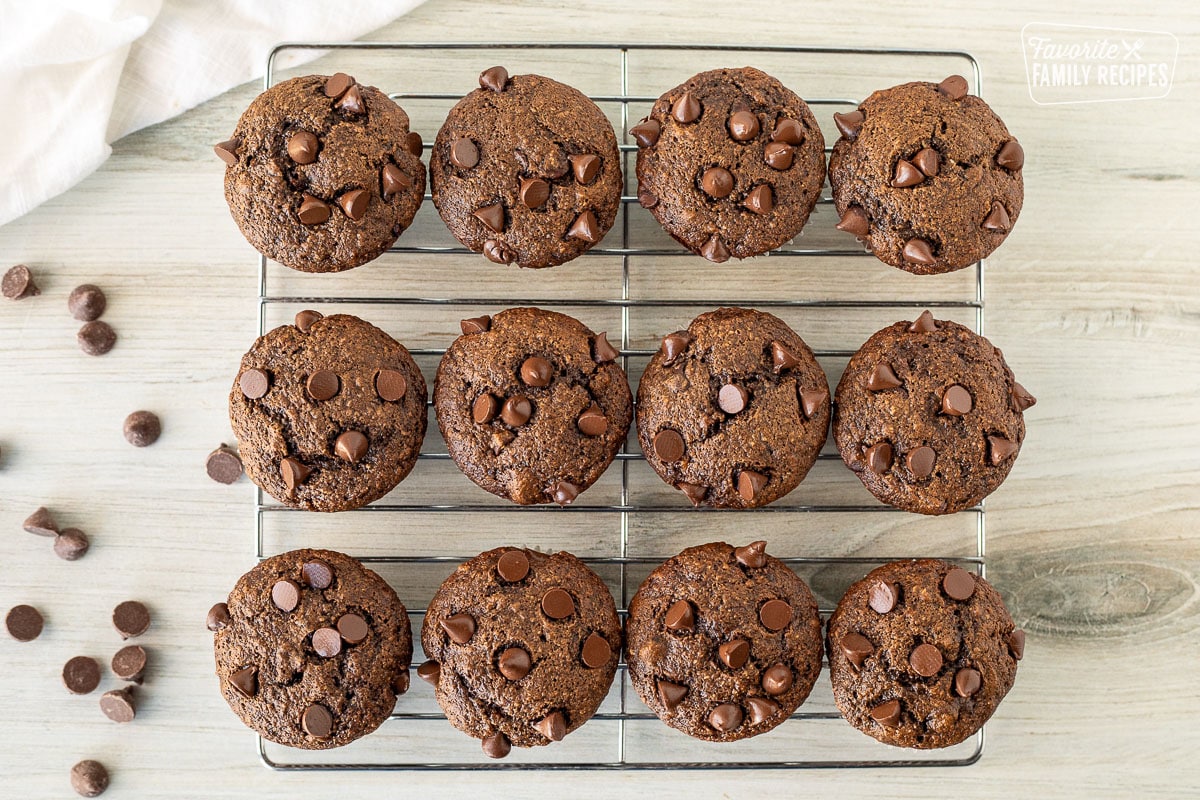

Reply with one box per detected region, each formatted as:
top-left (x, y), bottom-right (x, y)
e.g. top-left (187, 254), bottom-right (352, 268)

top-left (625, 541), bottom-right (824, 741)
top-left (632, 67), bottom-right (826, 262)
top-left (209, 549), bottom-right (413, 749)
top-left (430, 67), bottom-right (622, 268)
top-left (636, 307), bottom-right (830, 508)
top-left (419, 547), bottom-right (621, 758)
top-left (829, 75), bottom-right (1024, 274)
top-left (230, 311), bottom-right (428, 512)
top-left (217, 73), bottom-right (426, 272)
top-left (434, 308), bottom-right (632, 505)
top-left (833, 311), bottom-right (1034, 514)
top-left (826, 559), bottom-right (1025, 748)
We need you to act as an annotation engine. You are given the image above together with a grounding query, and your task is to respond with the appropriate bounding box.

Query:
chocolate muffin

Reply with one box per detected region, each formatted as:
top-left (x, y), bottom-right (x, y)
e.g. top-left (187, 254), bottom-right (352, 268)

top-left (632, 67), bottom-right (826, 262)
top-left (230, 311), bottom-right (428, 512)
top-left (625, 541), bottom-right (823, 742)
top-left (826, 559), bottom-right (1025, 748)
top-left (828, 75), bottom-right (1024, 274)
top-left (434, 308), bottom-right (632, 505)
top-left (217, 73), bottom-right (426, 273)
top-left (209, 549), bottom-right (413, 749)
top-left (833, 311), bottom-right (1034, 514)
top-left (430, 67), bottom-right (622, 268)
top-left (636, 307), bottom-right (830, 508)
top-left (419, 547), bottom-right (621, 758)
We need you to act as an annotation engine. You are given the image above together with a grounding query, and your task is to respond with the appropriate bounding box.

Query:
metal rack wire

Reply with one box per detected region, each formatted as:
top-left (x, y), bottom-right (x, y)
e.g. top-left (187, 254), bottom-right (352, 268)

top-left (252, 42), bottom-right (986, 771)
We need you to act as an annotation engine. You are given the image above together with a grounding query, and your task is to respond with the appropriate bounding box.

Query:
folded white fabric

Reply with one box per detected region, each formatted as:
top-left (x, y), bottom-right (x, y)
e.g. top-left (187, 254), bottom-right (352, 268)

top-left (0, 0), bottom-right (425, 227)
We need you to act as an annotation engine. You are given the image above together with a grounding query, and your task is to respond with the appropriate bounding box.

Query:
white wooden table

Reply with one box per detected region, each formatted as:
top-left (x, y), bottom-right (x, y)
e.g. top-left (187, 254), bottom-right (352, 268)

top-left (2, 1), bottom-right (1197, 796)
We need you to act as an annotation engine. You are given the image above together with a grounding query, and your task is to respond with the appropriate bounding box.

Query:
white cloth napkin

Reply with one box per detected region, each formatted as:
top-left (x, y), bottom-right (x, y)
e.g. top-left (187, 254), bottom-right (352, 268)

top-left (0, 0), bottom-right (426, 227)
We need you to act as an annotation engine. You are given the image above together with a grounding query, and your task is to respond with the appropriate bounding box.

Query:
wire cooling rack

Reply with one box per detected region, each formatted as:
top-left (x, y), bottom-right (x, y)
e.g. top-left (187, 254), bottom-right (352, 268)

top-left (250, 42), bottom-right (986, 771)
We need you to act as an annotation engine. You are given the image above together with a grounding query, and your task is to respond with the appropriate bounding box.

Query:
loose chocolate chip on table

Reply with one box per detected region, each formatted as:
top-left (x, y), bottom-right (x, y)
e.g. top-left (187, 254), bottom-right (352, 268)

top-left (909, 643), bottom-right (943, 677)
top-left (6, 604), bottom-right (44, 641)
top-left (99, 687), bottom-right (136, 723)
top-left (942, 384), bottom-right (973, 416)
top-left (312, 627), bottom-right (342, 658)
top-left (335, 431), bottom-right (369, 462)
top-left (747, 696), bottom-right (780, 725)
top-left (840, 632), bottom-right (875, 668)
top-left (759, 599), bottom-right (792, 631)
top-left (68, 284), bottom-right (107, 321)
top-left (286, 131), bottom-right (319, 164)
top-left (54, 528), bottom-right (90, 561)
top-left (441, 613), bottom-right (476, 644)
top-left (536, 711), bottom-right (567, 742)
top-left (657, 679), bottom-right (688, 710)
top-left (708, 703), bottom-right (744, 732)
top-left (337, 613), bottom-right (369, 645)
top-left (24, 506), bottom-right (59, 537)
top-left (111, 644), bottom-right (147, 683)
top-left (213, 139), bottom-right (238, 165)
top-left (653, 429), bottom-right (685, 462)
top-left (718, 639), bottom-right (750, 669)
top-left (78, 321), bottom-right (117, 356)
top-left (302, 703), bottom-right (333, 738)
top-left (123, 411), bottom-right (161, 447)
top-left (541, 588), bottom-right (576, 619)
top-left (482, 732), bottom-right (511, 759)
top-left (479, 65), bottom-right (509, 92)
top-left (229, 666), bottom-right (257, 697)
top-left (497, 646), bottom-right (531, 680)
top-left (581, 632), bottom-right (611, 668)
top-left (955, 667), bottom-right (982, 697)
top-left (417, 659), bottom-right (441, 685)
top-left (761, 663), bottom-right (793, 695)
top-left (718, 383), bottom-right (748, 414)
top-left (942, 567), bottom-right (977, 600)
top-left (206, 445), bottom-right (243, 484)
top-left (2, 264), bottom-right (40, 300)
top-left (664, 599), bottom-right (695, 632)
top-left (63, 656), bottom-right (102, 695)
top-left (205, 602), bottom-right (230, 632)
top-left (496, 550), bottom-right (530, 582)
top-left (271, 580), bottom-right (300, 612)
top-left (70, 760), bottom-right (109, 797)
top-left (734, 540), bottom-right (767, 568)
top-left (869, 581), bottom-right (899, 613)
top-left (112, 601), bottom-right (151, 639)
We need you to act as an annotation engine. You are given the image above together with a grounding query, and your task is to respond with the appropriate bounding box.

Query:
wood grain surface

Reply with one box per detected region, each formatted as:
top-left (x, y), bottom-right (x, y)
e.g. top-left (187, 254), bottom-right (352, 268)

top-left (1, 0), bottom-right (1198, 797)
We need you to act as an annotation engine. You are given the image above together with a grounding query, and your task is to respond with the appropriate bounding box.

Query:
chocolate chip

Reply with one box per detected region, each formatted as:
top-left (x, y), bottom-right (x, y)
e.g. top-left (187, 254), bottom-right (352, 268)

top-left (519, 177), bottom-right (549, 209)
top-left (78, 321), bottom-right (116, 356)
top-left (111, 644), bottom-right (147, 683)
top-left (473, 202), bottom-right (505, 233)
top-left (982, 201), bottom-right (1011, 232)
top-left (891, 159), bottom-right (924, 188)
top-left (271, 580), bottom-right (300, 612)
top-left (734, 540), bottom-right (768, 568)
top-left (718, 639), bottom-right (749, 669)
top-left (997, 140), bottom-right (1024, 171)
top-left (312, 627), bottom-right (342, 658)
top-left (297, 194), bottom-right (330, 225)
top-left (866, 363), bottom-right (902, 391)
top-left (300, 370), bottom-right (339, 402)
top-left (497, 646), bottom-right (531, 680)
top-left (1012, 382), bottom-right (1037, 412)
top-left (592, 331), bottom-right (619, 363)
top-left (23, 506), bottom-right (58, 537)
top-left (909, 643), bottom-right (943, 677)
top-left (68, 284), bottom-right (106, 321)
top-left (954, 667), bottom-right (982, 697)
top-left (671, 91), bottom-right (701, 123)
top-left (679, 482), bottom-right (707, 506)
top-left (520, 356), bottom-right (553, 387)
top-left (938, 74), bottom-right (969, 100)
top-left (478, 65), bottom-right (509, 92)
top-left (567, 210), bottom-right (600, 243)
top-left (1007, 628), bottom-right (1026, 660)
top-left (441, 613), bottom-right (476, 644)
top-left (906, 446), bottom-right (936, 478)
top-left (652, 429), bottom-right (685, 462)
top-left (112, 601), bottom-right (150, 639)
top-left (717, 383), bottom-right (748, 414)
top-left (460, 315), bottom-right (491, 334)
top-left (630, 119), bottom-right (661, 147)
top-left (660, 331), bottom-right (691, 364)
top-left (664, 599), bottom-right (694, 632)
top-left (279, 458), bottom-right (311, 491)
top-left (240, 369), bottom-right (269, 399)
top-left (799, 386), bottom-right (826, 421)
top-left (206, 602), bottom-right (231, 632)
top-left (70, 759), bottom-right (109, 797)
top-left (737, 470), bottom-right (767, 502)
top-left (381, 164), bottom-right (412, 199)
top-left (913, 148), bottom-right (940, 177)
top-left (743, 184), bottom-right (774, 215)
top-left (301, 560), bottom-right (333, 589)
top-left (6, 604), bottom-right (43, 641)
top-left (840, 632), bottom-right (874, 668)
top-left (54, 528), bottom-right (90, 561)
top-left (702, 234), bottom-right (730, 263)
top-left (637, 187), bottom-right (659, 208)
top-left (942, 567), bottom-right (976, 600)
top-left (909, 310), bottom-right (938, 333)
top-left (940, 384), bottom-right (973, 416)
top-left (708, 703), bottom-right (744, 732)
top-left (770, 340), bottom-right (800, 373)
top-left (99, 687), bottom-right (136, 723)
top-left (63, 656), bottom-right (101, 694)
top-left (417, 659), bottom-right (441, 684)
top-left (450, 137), bottom-right (479, 169)
top-left (550, 480), bottom-right (580, 506)
top-left (763, 141), bottom-right (794, 170)
top-left (836, 205), bottom-right (869, 237)
top-left (577, 404), bottom-right (607, 437)
top-left (482, 732), bottom-right (511, 759)
top-left (375, 369), bottom-right (407, 402)
top-left (570, 153), bottom-right (600, 184)
top-left (496, 550), bottom-right (530, 582)
top-left (772, 117), bottom-right (804, 145)
top-left (746, 696), bottom-right (779, 726)
top-left (701, 167), bottom-right (733, 199)
top-left (870, 699), bottom-right (901, 727)
top-left (833, 110), bottom-right (864, 139)
top-left (535, 710), bottom-right (567, 742)
top-left (405, 131), bottom-right (423, 157)
top-left (337, 613), bottom-right (369, 645)
top-left (213, 139), bottom-right (238, 166)
top-left (294, 310), bottom-right (323, 332)
top-left (902, 238), bottom-right (936, 266)
top-left (759, 599), bottom-right (792, 631)
top-left (301, 703), bottom-right (333, 738)
top-left (866, 441), bottom-right (893, 474)
top-left (657, 679), bottom-right (687, 710)
top-left (229, 666), bottom-right (257, 697)
top-left (501, 396), bottom-right (532, 427)
top-left (287, 130), bottom-right (318, 164)
top-left (335, 430), bottom-right (368, 462)
top-left (335, 84), bottom-right (364, 115)
top-left (3, 264), bottom-right (40, 300)
top-left (337, 189), bottom-right (369, 221)
top-left (472, 393), bottom-right (498, 424)
top-left (581, 632), bottom-right (611, 668)
top-left (483, 239), bottom-right (515, 264)
top-left (541, 588), bottom-right (575, 619)
top-left (324, 73), bottom-right (354, 98)
top-left (869, 581), bottom-right (898, 613)
top-left (123, 411), bottom-right (161, 447)
top-left (988, 434), bottom-right (1018, 465)
top-left (728, 110), bottom-right (760, 141)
